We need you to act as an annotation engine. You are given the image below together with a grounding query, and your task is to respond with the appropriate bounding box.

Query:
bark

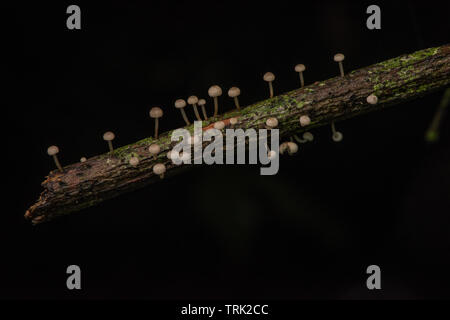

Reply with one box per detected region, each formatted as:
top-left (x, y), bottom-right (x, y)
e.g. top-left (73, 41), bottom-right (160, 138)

top-left (25, 44), bottom-right (450, 224)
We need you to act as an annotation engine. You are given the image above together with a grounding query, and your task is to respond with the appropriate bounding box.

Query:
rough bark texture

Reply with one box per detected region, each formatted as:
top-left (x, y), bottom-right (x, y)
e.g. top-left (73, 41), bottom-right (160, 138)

top-left (26, 44), bottom-right (450, 224)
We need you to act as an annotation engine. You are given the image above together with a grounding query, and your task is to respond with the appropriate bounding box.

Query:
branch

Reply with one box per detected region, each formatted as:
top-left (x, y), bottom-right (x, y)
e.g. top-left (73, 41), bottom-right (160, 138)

top-left (25, 44), bottom-right (450, 224)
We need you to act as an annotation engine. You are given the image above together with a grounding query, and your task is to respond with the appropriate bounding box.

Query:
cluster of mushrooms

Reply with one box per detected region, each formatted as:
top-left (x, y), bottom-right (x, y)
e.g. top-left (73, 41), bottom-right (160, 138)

top-left (47, 53), bottom-right (379, 177)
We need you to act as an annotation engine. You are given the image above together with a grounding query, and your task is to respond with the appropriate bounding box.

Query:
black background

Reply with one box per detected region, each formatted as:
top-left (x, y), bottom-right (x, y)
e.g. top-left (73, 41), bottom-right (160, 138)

top-left (3, 0), bottom-right (450, 301)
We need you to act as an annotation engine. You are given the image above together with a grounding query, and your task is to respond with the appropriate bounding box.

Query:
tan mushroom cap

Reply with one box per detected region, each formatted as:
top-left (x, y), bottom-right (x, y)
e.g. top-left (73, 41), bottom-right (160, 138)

top-left (213, 121), bottom-right (225, 130)
top-left (266, 117), bottom-right (278, 128)
top-left (334, 53), bottom-right (345, 62)
top-left (47, 145), bottom-right (59, 156)
top-left (263, 72), bottom-right (275, 82)
top-left (153, 163), bottom-right (166, 175)
top-left (175, 99), bottom-right (187, 109)
top-left (149, 107), bottom-right (163, 118)
top-left (80, 157), bottom-right (87, 162)
top-left (129, 156), bottom-right (139, 166)
top-left (198, 99), bottom-right (206, 106)
top-left (287, 142), bottom-right (299, 154)
top-left (299, 115), bottom-right (311, 127)
top-left (229, 117), bottom-right (238, 125)
top-left (366, 94), bottom-right (378, 105)
top-left (187, 95), bottom-right (199, 105)
top-left (295, 64), bottom-right (305, 72)
top-left (228, 87), bottom-right (241, 98)
top-left (103, 131), bottom-right (115, 141)
top-left (148, 144), bottom-right (161, 155)
top-left (208, 85), bottom-right (223, 97)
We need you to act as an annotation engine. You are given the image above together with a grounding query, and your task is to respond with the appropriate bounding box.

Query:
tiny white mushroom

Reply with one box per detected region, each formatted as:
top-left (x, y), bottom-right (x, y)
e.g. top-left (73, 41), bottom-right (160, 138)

top-left (331, 121), bottom-right (343, 142)
top-left (153, 163), bottom-right (166, 179)
top-left (149, 107), bottom-right (164, 139)
top-left (334, 53), bottom-right (345, 77)
top-left (213, 121), bottom-right (225, 130)
top-left (103, 131), bottom-right (115, 152)
top-left (229, 117), bottom-right (238, 126)
top-left (187, 95), bottom-right (202, 121)
top-left (263, 72), bottom-right (275, 98)
top-left (367, 94), bottom-right (378, 105)
top-left (287, 142), bottom-right (299, 155)
top-left (299, 115), bottom-right (311, 127)
top-left (266, 117), bottom-right (278, 129)
top-left (268, 150), bottom-right (277, 160)
top-left (294, 64), bottom-right (306, 87)
top-left (175, 99), bottom-right (190, 125)
top-left (148, 144), bottom-right (161, 160)
top-left (228, 87), bottom-right (241, 110)
top-left (80, 157), bottom-right (87, 163)
top-left (129, 156), bottom-right (139, 167)
top-left (47, 145), bottom-right (63, 171)
top-left (198, 98), bottom-right (208, 120)
top-left (208, 85), bottom-right (223, 117)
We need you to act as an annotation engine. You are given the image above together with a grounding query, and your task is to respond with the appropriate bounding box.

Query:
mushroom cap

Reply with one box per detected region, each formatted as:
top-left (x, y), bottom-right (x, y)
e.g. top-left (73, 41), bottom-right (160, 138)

top-left (263, 72), bottom-right (275, 82)
top-left (47, 145), bottom-right (59, 156)
top-left (175, 99), bottom-right (187, 109)
top-left (187, 95), bottom-right (199, 105)
top-left (198, 99), bottom-right (206, 106)
top-left (268, 150), bottom-right (277, 160)
top-left (213, 121), bottom-right (225, 130)
top-left (149, 107), bottom-right (163, 118)
top-left (228, 87), bottom-right (241, 98)
top-left (287, 142), bottom-right (299, 154)
top-left (129, 156), bottom-right (139, 166)
top-left (148, 144), bottom-right (161, 155)
top-left (103, 131), bottom-right (115, 141)
top-left (366, 94), bottom-right (378, 105)
top-left (153, 163), bottom-right (166, 175)
top-left (229, 117), bottom-right (238, 125)
top-left (332, 131), bottom-right (343, 142)
top-left (266, 117), bottom-right (278, 128)
top-left (295, 64), bottom-right (306, 72)
top-left (279, 142), bottom-right (289, 155)
top-left (303, 132), bottom-right (314, 141)
top-left (299, 115), bottom-right (311, 127)
top-left (80, 157), bottom-right (87, 162)
top-left (208, 85), bottom-right (222, 97)
top-left (334, 53), bottom-right (345, 62)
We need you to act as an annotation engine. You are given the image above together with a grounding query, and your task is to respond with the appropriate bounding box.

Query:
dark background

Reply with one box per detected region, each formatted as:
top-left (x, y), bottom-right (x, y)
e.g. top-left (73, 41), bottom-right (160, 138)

top-left (3, 0), bottom-right (450, 300)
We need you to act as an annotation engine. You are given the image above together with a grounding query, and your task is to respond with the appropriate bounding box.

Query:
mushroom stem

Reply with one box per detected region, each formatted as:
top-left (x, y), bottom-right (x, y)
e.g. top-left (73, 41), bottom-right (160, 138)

top-left (331, 121), bottom-right (343, 142)
top-left (154, 118), bottom-right (159, 139)
top-left (299, 72), bottom-right (305, 88)
top-left (234, 96), bottom-right (241, 110)
top-left (53, 155), bottom-right (63, 172)
top-left (201, 105), bottom-right (208, 120)
top-left (338, 62), bottom-right (344, 77)
top-left (180, 109), bottom-right (190, 125)
top-left (107, 141), bottom-right (114, 152)
top-left (192, 103), bottom-right (202, 121)
top-left (268, 82), bottom-right (274, 98)
top-left (213, 97), bottom-right (219, 117)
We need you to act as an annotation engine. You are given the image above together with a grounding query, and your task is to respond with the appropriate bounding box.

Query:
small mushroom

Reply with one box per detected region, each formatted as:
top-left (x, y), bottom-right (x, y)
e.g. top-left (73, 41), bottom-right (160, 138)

top-left (299, 115), bottom-right (311, 127)
top-left (153, 163), bottom-right (166, 179)
top-left (47, 145), bottom-right (63, 171)
top-left (229, 117), bottom-right (238, 126)
top-left (331, 121), bottom-right (343, 142)
top-left (148, 144), bottom-right (161, 160)
top-left (129, 156), bottom-right (139, 166)
top-left (213, 121), bottom-right (225, 130)
top-left (367, 94), bottom-right (378, 105)
top-left (187, 95), bottom-right (202, 121)
top-left (103, 131), bottom-right (115, 152)
top-left (198, 98), bottom-right (208, 120)
top-left (294, 64), bottom-right (306, 87)
top-left (293, 132), bottom-right (314, 144)
top-left (175, 99), bottom-right (190, 125)
top-left (149, 107), bottom-right (163, 139)
top-left (263, 72), bottom-right (275, 98)
top-left (208, 85), bottom-right (223, 117)
top-left (279, 142), bottom-right (298, 155)
top-left (334, 53), bottom-right (345, 77)
top-left (265, 117), bottom-right (278, 129)
top-left (228, 87), bottom-right (241, 110)
top-left (80, 157), bottom-right (87, 163)
top-left (268, 150), bottom-right (277, 160)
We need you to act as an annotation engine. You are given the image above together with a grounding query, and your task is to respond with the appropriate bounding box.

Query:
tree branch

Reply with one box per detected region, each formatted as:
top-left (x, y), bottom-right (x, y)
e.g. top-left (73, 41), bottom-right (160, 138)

top-left (25, 44), bottom-right (450, 224)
